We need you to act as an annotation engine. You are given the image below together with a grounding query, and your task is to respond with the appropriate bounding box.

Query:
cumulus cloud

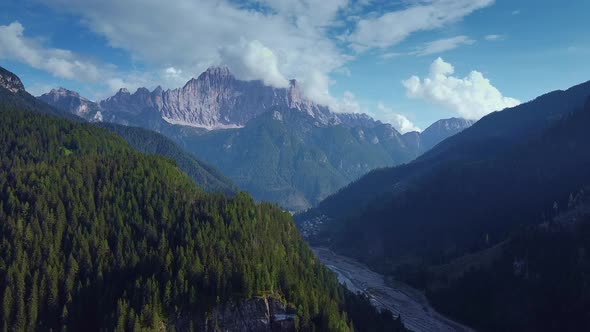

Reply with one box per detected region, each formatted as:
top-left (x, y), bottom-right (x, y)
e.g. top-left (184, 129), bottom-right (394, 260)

top-left (0, 21), bottom-right (103, 81)
top-left (347, 0), bottom-right (494, 49)
top-left (412, 36), bottom-right (475, 56)
top-left (374, 103), bottom-right (421, 134)
top-left (403, 57), bottom-right (520, 120)
top-left (24, 0), bottom-right (494, 112)
top-left (41, 0), bottom-right (349, 102)
top-left (220, 40), bottom-right (289, 88)
top-left (38, 0), bottom-right (494, 106)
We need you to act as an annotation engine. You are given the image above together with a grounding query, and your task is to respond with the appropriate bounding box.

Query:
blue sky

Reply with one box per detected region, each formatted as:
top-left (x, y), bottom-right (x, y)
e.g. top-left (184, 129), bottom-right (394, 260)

top-left (1, 0), bottom-right (589, 131)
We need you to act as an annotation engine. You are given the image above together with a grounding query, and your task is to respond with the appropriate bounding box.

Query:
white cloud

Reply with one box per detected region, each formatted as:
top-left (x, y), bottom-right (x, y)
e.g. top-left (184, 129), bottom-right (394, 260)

top-left (220, 40), bottom-right (289, 88)
top-left (511, 10), bottom-right (521, 15)
top-left (375, 103), bottom-right (421, 134)
top-left (41, 0), bottom-right (350, 102)
top-left (412, 36), bottom-right (475, 56)
top-left (484, 34), bottom-right (504, 41)
top-left (0, 21), bottom-right (104, 81)
top-left (0, 21), bottom-right (194, 98)
top-left (164, 67), bottom-right (183, 79)
top-left (403, 57), bottom-right (520, 120)
top-left (38, 0), bottom-right (494, 106)
top-left (347, 0), bottom-right (494, 49)
top-left (333, 90), bottom-right (364, 113)
top-left (24, 0), bottom-right (493, 111)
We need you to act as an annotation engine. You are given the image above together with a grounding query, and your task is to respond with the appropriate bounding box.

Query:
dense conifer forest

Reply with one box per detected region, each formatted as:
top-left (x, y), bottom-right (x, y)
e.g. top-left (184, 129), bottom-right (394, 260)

top-left (0, 105), bottom-right (406, 331)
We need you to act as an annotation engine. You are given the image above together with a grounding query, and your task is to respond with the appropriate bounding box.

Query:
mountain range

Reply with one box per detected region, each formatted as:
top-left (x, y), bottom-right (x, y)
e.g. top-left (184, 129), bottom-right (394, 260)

top-left (296, 77), bottom-right (590, 330)
top-left (39, 67), bottom-right (473, 211)
top-left (300, 78), bottom-right (590, 262)
top-left (0, 65), bottom-right (407, 332)
top-left (0, 66), bottom-right (236, 194)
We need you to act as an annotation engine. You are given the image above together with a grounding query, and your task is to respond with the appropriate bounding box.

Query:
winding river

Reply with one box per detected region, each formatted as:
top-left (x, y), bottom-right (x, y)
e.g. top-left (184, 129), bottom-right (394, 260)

top-left (313, 248), bottom-right (475, 332)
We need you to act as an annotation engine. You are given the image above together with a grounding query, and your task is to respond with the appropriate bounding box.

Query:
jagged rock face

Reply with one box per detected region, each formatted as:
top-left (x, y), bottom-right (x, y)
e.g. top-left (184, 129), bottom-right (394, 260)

top-left (0, 66), bottom-right (25, 94)
top-left (37, 66), bottom-right (382, 130)
top-left (173, 297), bottom-right (296, 332)
top-left (99, 87), bottom-right (159, 115)
top-left (95, 67), bottom-right (338, 129)
top-left (39, 88), bottom-right (101, 117)
top-left (38, 66), bottom-right (384, 131)
top-left (36, 67), bottom-right (474, 211)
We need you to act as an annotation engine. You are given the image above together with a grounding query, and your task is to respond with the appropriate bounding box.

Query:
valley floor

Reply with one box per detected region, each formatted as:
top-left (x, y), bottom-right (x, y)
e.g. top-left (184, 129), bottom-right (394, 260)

top-left (313, 248), bottom-right (474, 332)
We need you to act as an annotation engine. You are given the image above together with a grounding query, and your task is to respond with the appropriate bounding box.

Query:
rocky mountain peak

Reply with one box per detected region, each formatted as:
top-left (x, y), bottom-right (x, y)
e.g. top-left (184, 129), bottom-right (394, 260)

top-left (0, 66), bottom-right (25, 94)
top-left (203, 66), bottom-right (232, 78)
top-left (136, 87), bottom-right (150, 94)
top-left (45, 87), bottom-right (81, 98)
top-left (152, 85), bottom-right (163, 95)
top-left (418, 117), bottom-right (475, 153)
top-left (427, 117), bottom-right (475, 131)
top-left (190, 66), bottom-right (235, 88)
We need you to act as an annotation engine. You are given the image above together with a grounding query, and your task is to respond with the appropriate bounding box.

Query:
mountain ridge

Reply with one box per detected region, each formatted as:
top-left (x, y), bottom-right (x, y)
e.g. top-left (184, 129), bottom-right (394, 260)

top-left (299, 78), bottom-right (590, 268)
top-left (0, 66), bottom-right (237, 194)
top-left (37, 67), bottom-right (474, 211)
top-left (0, 64), bottom-right (408, 332)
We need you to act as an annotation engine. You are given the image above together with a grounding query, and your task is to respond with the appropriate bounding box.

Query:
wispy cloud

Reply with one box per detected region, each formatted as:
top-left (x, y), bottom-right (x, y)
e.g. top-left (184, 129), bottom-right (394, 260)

top-left (347, 0), bottom-right (494, 50)
top-left (0, 21), bottom-right (105, 81)
top-left (411, 36), bottom-right (475, 56)
top-left (484, 34), bottom-right (504, 41)
top-left (41, 0), bottom-right (350, 106)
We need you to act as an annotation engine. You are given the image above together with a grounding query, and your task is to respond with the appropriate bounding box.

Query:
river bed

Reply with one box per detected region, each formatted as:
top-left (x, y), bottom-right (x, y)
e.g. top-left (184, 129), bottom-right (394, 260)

top-left (313, 247), bottom-right (475, 332)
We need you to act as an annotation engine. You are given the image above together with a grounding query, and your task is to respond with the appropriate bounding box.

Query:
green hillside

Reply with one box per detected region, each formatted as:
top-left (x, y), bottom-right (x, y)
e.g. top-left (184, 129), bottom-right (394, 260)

top-left (97, 123), bottom-right (238, 195)
top-left (0, 105), bottom-right (405, 331)
top-left (185, 108), bottom-right (416, 211)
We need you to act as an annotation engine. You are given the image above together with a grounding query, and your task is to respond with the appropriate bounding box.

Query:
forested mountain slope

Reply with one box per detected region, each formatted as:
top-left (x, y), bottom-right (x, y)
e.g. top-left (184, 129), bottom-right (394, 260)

top-left (39, 68), bottom-right (472, 212)
top-left (97, 123), bottom-right (238, 195)
top-left (0, 66), bottom-right (236, 195)
top-left (429, 187), bottom-right (590, 332)
top-left (0, 67), bottom-right (80, 122)
top-left (300, 80), bottom-right (590, 273)
top-left (0, 105), bottom-right (407, 331)
top-left (182, 108), bottom-right (418, 211)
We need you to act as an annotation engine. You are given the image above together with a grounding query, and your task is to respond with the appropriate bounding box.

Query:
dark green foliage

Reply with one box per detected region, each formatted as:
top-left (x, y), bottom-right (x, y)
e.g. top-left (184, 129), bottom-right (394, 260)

top-left (0, 106), bottom-right (366, 331)
top-left (302, 83), bottom-right (590, 273)
top-left (184, 108), bottom-right (417, 211)
top-left (340, 291), bottom-right (406, 332)
top-left (428, 194), bottom-right (590, 332)
top-left (0, 79), bottom-right (80, 123)
top-left (97, 123), bottom-right (238, 195)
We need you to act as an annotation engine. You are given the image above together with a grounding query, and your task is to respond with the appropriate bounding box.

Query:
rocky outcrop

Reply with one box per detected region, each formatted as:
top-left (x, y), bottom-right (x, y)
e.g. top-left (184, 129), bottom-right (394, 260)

top-left (39, 87), bottom-right (101, 118)
top-left (0, 66), bottom-right (25, 94)
top-left (95, 66), bottom-right (344, 129)
top-left (36, 68), bottom-right (474, 212)
top-left (38, 66), bottom-right (386, 130)
top-left (173, 297), bottom-right (296, 332)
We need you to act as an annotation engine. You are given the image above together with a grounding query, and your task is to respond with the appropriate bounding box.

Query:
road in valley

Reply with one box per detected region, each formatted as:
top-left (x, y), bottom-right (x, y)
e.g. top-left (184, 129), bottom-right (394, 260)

top-left (313, 247), bottom-right (475, 332)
